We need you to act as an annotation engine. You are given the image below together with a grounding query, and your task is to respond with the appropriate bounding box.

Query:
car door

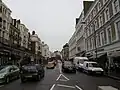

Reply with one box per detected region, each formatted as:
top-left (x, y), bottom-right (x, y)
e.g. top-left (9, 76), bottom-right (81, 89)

top-left (12, 65), bottom-right (19, 78)
top-left (8, 66), bottom-right (14, 80)
top-left (85, 63), bottom-right (89, 71)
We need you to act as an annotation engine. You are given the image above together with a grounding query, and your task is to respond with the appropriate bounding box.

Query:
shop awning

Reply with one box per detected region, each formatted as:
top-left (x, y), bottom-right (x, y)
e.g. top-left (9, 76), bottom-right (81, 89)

top-left (89, 53), bottom-right (106, 59)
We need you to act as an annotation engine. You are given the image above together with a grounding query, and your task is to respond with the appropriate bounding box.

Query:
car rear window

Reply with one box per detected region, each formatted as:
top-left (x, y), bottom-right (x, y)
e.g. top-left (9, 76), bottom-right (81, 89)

top-left (23, 65), bottom-right (36, 70)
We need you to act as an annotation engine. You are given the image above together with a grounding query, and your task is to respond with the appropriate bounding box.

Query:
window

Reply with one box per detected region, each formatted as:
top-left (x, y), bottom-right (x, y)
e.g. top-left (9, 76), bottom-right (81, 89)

top-left (0, 29), bottom-right (1, 37)
top-left (106, 27), bottom-right (112, 44)
top-left (104, 30), bottom-right (107, 44)
top-left (94, 20), bottom-right (98, 30)
top-left (112, 0), bottom-right (120, 14)
top-left (0, 6), bottom-right (2, 13)
top-left (105, 8), bottom-right (110, 22)
top-left (98, 2), bottom-right (102, 11)
top-left (93, 9), bottom-right (96, 17)
top-left (91, 38), bottom-right (94, 49)
top-left (99, 15), bottom-right (103, 27)
top-left (103, 0), bottom-right (108, 4)
top-left (2, 31), bottom-right (4, 38)
top-left (100, 31), bottom-right (105, 45)
top-left (115, 20), bottom-right (120, 40)
top-left (90, 38), bottom-right (92, 50)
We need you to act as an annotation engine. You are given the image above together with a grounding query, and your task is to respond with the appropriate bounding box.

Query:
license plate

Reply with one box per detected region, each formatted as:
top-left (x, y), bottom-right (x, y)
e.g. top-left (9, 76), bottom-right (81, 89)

top-left (96, 72), bottom-right (101, 74)
top-left (26, 75), bottom-right (32, 77)
top-left (69, 68), bottom-right (72, 70)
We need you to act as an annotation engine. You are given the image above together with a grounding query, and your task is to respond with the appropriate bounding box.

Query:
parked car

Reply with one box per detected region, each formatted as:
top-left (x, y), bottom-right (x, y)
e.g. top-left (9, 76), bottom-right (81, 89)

top-left (46, 62), bottom-right (55, 69)
top-left (73, 57), bottom-right (88, 71)
top-left (20, 64), bottom-right (45, 83)
top-left (0, 65), bottom-right (20, 84)
top-left (83, 61), bottom-right (104, 75)
top-left (62, 61), bottom-right (76, 73)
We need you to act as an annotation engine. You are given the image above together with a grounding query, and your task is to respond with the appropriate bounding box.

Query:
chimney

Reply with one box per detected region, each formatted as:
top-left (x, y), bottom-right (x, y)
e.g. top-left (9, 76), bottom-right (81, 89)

top-left (13, 19), bottom-right (16, 26)
top-left (32, 31), bottom-right (35, 35)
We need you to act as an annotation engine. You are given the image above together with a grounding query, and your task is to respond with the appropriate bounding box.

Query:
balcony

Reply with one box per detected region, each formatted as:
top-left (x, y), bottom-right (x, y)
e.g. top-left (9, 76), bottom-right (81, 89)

top-left (0, 37), bottom-right (10, 46)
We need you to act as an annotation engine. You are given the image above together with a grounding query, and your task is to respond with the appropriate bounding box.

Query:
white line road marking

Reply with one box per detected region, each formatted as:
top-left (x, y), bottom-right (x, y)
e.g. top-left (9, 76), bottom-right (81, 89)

top-left (56, 73), bottom-right (69, 81)
top-left (50, 84), bottom-right (56, 90)
top-left (58, 63), bottom-right (62, 73)
top-left (59, 79), bottom-right (68, 81)
top-left (0, 85), bottom-right (4, 88)
top-left (56, 74), bottom-right (62, 81)
top-left (57, 84), bottom-right (75, 89)
top-left (75, 85), bottom-right (83, 90)
top-left (61, 74), bottom-right (69, 80)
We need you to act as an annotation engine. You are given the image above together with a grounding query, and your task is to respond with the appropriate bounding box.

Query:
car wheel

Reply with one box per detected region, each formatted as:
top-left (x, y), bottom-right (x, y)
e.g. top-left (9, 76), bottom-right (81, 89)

top-left (42, 73), bottom-right (45, 78)
top-left (5, 77), bottom-right (10, 84)
top-left (62, 69), bottom-right (65, 72)
top-left (37, 75), bottom-right (41, 81)
top-left (21, 77), bottom-right (26, 83)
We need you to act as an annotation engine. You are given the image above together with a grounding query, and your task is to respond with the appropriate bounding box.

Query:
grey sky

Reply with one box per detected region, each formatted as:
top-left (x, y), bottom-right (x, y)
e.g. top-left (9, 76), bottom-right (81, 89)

top-left (3, 0), bottom-right (85, 52)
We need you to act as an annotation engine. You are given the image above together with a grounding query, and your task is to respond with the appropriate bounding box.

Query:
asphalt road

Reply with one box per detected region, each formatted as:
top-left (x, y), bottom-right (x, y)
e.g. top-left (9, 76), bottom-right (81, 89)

top-left (0, 62), bottom-right (120, 90)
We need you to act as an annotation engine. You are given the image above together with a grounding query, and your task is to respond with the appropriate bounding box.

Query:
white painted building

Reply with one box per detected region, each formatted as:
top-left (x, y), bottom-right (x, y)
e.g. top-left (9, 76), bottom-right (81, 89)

top-left (42, 42), bottom-right (50, 59)
top-left (31, 32), bottom-right (42, 55)
top-left (0, 1), bottom-right (11, 40)
top-left (20, 24), bottom-right (29, 48)
top-left (83, 0), bottom-right (120, 70)
top-left (75, 10), bottom-right (86, 57)
top-left (68, 31), bottom-right (76, 59)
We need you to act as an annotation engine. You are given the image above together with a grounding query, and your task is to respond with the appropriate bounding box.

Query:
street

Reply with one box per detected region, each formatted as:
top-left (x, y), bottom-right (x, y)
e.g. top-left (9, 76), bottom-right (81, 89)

top-left (0, 62), bottom-right (120, 90)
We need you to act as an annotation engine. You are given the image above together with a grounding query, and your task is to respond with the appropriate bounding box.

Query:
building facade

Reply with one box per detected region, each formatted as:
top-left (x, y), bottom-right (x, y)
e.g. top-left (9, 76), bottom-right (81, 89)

top-left (20, 24), bottom-right (29, 49)
top-left (75, 10), bottom-right (86, 57)
top-left (84, 0), bottom-right (120, 71)
top-left (0, 1), bottom-right (12, 65)
top-left (68, 32), bottom-right (76, 59)
top-left (62, 43), bottom-right (69, 60)
top-left (42, 42), bottom-right (50, 59)
top-left (9, 18), bottom-right (22, 64)
top-left (30, 31), bottom-right (42, 63)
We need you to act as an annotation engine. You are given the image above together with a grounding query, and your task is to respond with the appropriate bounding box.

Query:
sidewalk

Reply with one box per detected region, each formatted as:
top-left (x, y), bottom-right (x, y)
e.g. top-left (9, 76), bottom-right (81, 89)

top-left (105, 71), bottom-right (120, 80)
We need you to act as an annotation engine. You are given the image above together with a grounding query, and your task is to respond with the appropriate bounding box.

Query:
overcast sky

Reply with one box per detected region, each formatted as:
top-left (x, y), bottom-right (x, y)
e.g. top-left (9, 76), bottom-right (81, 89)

top-left (3, 0), bottom-right (87, 52)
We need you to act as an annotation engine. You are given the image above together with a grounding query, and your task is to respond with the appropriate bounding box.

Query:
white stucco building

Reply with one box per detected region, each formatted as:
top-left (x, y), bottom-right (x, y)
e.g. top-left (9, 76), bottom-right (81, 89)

top-left (42, 42), bottom-right (50, 59)
top-left (68, 32), bottom-right (76, 59)
top-left (75, 10), bottom-right (86, 57)
top-left (0, 1), bottom-right (11, 40)
top-left (20, 24), bottom-right (29, 48)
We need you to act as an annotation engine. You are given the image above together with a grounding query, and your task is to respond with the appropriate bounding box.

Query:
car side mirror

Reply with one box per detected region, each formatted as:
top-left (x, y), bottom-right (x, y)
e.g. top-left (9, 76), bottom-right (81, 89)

top-left (9, 69), bottom-right (13, 72)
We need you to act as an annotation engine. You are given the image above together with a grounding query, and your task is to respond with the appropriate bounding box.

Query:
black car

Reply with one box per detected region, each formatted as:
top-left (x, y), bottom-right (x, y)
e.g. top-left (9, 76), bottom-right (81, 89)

top-left (0, 65), bottom-right (20, 84)
top-left (20, 64), bottom-right (45, 83)
top-left (62, 61), bottom-right (76, 73)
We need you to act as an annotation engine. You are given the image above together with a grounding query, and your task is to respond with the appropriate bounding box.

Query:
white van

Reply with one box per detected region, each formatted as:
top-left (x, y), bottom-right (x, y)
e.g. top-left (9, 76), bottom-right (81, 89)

top-left (73, 57), bottom-right (88, 71)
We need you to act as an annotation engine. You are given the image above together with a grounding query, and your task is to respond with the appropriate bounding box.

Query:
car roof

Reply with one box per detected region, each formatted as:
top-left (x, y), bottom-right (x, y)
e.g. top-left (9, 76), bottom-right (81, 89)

top-left (84, 61), bottom-right (97, 64)
top-left (74, 57), bottom-right (88, 60)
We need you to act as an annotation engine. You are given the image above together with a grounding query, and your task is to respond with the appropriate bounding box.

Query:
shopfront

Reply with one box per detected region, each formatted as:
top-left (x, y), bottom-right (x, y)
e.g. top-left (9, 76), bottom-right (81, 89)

top-left (107, 50), bottom-right (120, 74)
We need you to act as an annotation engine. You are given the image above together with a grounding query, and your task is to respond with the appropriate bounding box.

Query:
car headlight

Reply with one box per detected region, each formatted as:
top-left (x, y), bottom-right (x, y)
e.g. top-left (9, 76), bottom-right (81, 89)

top-left (0, 74), bottom-right (5, 78)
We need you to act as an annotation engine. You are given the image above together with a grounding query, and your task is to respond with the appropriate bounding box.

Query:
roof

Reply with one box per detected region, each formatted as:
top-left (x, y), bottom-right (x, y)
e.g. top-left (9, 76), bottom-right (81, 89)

top-left (84, 61), bottom-right (97, 64)
top-left (74, 57), bottom-right (88, 60)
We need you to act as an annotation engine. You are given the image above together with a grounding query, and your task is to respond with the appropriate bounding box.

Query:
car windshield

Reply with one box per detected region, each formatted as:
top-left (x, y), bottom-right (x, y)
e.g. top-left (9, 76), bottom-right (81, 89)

top-left (89, 63), bottom-right (100, 67)
top-left (79, 59), bottom-right (88, 64)
top-left (64, 61), bottom-right (73, 66)
top-left (0, 66), bottom-right (7, 73)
